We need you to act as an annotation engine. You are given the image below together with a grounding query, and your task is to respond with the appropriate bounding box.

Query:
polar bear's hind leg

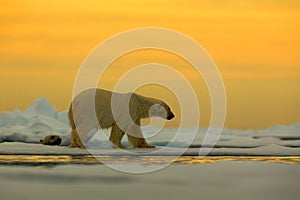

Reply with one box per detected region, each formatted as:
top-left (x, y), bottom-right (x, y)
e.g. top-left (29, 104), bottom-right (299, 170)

top-left (110, 124), bottom-right (126, 149)
top-left (69, 129), bottom-right (85, 148)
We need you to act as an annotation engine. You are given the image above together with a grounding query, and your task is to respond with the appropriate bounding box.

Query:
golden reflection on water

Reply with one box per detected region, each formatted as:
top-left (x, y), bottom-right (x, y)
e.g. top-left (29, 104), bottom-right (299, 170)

top-left (175, 156), bottom-right (300, 165)
top-left (0, 155), bottom-right (299, 166)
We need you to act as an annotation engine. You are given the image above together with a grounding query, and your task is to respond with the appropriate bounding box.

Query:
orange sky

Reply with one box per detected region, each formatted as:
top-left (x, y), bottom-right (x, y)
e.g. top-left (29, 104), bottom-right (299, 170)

top-left (0, 0), bottom-right (299, 129)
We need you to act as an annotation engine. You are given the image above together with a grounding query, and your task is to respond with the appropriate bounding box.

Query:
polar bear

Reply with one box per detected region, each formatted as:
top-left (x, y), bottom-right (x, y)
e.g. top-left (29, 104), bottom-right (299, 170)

top-left (40, 135), bottom-right (62, 146)
top-left (68, 88), bottom-right (175, 148)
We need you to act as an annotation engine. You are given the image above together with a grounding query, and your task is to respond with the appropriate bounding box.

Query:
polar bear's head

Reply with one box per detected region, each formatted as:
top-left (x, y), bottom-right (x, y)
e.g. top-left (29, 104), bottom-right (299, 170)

top-left (40, 135), bottom-right (62, 146)
top-left (149, 102), bottom-right (175, 120)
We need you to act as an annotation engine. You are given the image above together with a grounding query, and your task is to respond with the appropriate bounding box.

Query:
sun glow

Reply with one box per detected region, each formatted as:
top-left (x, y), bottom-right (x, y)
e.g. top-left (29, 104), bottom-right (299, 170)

top-left (0, 0), bottom-right (299, 129)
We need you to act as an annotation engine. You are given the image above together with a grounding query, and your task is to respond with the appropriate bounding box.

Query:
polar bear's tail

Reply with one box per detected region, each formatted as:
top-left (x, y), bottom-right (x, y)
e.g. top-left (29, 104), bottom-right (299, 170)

top-left (68, 103), bottom-right (76, 130)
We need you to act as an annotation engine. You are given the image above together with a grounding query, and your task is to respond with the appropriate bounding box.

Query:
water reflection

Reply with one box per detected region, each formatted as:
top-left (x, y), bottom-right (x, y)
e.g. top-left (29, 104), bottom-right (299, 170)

top-left (0, 155), bottom-right (299, 166)
top-left (175, 156), bottom-right (300, 164)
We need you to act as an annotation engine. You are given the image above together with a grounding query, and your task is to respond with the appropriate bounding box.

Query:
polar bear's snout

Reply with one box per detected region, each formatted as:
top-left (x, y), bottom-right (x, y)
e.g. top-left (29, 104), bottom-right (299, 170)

top-left (167, 112), bottom-right (175, 120)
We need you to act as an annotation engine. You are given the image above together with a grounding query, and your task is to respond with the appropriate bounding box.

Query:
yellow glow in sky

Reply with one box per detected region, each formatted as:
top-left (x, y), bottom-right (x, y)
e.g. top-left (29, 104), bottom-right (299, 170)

top-left (0, 0), bottom-right (299, 129)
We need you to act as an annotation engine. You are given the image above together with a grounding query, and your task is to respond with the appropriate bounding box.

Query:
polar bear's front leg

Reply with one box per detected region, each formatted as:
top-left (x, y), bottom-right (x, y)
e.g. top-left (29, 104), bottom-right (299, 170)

top-left (110, 124), bottom-right (127, 149)
top-left (127, 135), bottom-right (155, 148)
top-left (126, 121), bottom-right (155, 148)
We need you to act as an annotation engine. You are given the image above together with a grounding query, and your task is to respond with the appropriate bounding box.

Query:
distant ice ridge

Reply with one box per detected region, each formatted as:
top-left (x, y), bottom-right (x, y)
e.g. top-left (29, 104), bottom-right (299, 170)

top-left (0, 97), bottom-right (300, 148)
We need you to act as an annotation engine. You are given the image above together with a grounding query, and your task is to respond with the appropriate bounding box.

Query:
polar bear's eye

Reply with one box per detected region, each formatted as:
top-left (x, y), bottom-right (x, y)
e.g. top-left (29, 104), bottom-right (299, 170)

top-left (160, 105), bottom-right (166, 112)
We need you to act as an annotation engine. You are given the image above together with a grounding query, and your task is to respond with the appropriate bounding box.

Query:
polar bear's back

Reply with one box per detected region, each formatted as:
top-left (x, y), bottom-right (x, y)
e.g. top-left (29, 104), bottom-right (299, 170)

top-left (71, 88), bottom-right (135, 129)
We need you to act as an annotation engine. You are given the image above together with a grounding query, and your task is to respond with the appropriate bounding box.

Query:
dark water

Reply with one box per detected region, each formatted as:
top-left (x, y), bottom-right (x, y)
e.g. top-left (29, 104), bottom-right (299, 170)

top-left (0, 155), bottom-right (299, 167)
